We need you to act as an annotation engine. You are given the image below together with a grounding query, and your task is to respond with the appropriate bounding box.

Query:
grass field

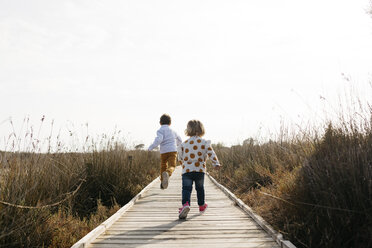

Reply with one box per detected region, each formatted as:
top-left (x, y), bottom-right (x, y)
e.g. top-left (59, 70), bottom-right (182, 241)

top-left (0, 141), bottom-right (160, 247)
top-left (209, 109), bottom-right (372, 247)
top-left (1, 93), bottom-right (371, 247)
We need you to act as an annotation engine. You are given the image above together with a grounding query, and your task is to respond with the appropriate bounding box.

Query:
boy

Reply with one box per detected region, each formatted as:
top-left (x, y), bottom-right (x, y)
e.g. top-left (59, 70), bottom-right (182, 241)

top-left (148, 114), bottom-right (182, 189)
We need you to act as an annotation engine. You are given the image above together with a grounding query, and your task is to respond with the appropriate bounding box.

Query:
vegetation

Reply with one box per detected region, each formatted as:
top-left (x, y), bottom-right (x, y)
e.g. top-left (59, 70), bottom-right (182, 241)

top-left (0, 136), bottom-right (159, 247)
top-left (1, 88), bottom-right (371, 247)
top-left (210, 103), bottom-right (372, 247)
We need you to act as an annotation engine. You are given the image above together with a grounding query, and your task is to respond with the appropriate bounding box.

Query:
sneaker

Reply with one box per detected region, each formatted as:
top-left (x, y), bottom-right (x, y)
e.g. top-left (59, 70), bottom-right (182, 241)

top-left (178, 202), bottom-right (190, 219)
top-left (161, 171), bottom-right (169, 189)
top-left (199, 203), bottom-right (208, 213)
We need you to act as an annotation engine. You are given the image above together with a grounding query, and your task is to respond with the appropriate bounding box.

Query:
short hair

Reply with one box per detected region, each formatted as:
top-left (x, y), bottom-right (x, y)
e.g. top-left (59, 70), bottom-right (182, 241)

top-left (185, 120), bottom-right (205, 137)
top-left (160, 114), bottom-right (171, 125)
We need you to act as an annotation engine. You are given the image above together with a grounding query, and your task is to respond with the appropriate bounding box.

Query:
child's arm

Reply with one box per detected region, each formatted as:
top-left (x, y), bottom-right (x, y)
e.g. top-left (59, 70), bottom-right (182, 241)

top-left (148, 130), bottom-right (164, 151)
top-left (175, 133), bottom-right (182, 147)
top-left (206, 141), bottom-right (221, 168)
top-left (177, 143), bottom-right (184, 164)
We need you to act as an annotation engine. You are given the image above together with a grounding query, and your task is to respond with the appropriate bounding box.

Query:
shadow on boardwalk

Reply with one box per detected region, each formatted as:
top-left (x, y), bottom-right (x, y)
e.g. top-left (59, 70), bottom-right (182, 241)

top-left (94, 215), bottom-right (199, 247)
top-left (85, 166), bottom-right (282, 248)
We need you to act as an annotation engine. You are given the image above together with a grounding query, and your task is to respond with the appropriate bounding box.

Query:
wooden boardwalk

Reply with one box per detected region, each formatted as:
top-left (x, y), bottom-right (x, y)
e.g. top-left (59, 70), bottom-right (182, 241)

top-left (72, 166), bottom-right (295, 248)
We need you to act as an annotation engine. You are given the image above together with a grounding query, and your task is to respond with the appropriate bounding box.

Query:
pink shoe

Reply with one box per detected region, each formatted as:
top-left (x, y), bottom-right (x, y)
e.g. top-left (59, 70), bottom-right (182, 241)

top-left (179, 202), bottom-right (190, 219)
top-left (199, 203), bottom-right (208, 213)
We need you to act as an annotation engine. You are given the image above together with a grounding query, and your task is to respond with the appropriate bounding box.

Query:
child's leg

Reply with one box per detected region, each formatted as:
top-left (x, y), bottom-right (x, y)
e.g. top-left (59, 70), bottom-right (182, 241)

top-left (166, 152), bottom-right (177, 177)
top-left (182, 173), bottom-right (193, 205)
top-left (194, 172), bottom-right (205, 206)
top-left (160, 153), bottom-right (168, 181)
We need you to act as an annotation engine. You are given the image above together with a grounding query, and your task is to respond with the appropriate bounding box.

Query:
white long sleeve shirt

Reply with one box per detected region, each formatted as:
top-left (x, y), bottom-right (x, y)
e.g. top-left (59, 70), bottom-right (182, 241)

top-left (148, 125), bottom-right (182, 154)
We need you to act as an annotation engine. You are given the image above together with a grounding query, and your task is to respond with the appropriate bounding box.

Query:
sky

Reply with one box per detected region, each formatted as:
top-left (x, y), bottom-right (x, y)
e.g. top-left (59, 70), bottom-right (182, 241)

top-left (1, 0), bottom-right (372, 151)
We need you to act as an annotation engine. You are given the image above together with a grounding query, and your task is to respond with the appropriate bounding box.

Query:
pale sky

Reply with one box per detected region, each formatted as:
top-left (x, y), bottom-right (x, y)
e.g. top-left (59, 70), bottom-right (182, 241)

top-left (1, 0), bottom-right (372, 150)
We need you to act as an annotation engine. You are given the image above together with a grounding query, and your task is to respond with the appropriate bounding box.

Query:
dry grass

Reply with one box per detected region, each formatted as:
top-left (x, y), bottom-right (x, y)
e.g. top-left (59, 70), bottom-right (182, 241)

top-left (0, 130), bottom-right (160, 247)
top-left (290, 124), bottom-right (372, 247)
top-left (47, 200), bottom-right (120, 248)
top-left (2, 118), bottom-right (371, 248)
top-left (1, 86), bottom-right (372, 247)
top-left (210, 113), bottom-right (372, 247)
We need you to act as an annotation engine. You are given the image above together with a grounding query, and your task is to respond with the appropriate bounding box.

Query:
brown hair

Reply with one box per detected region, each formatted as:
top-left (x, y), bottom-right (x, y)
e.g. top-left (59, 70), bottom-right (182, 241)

top-left (160, 114), bottom-right (171, 125)
top-left (185, 120), bottom-right (205, 137)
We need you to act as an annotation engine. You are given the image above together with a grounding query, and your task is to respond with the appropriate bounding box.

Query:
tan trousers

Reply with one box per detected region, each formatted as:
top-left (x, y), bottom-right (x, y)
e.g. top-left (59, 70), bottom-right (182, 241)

top-left (160, 152), bottom-right (177, 181)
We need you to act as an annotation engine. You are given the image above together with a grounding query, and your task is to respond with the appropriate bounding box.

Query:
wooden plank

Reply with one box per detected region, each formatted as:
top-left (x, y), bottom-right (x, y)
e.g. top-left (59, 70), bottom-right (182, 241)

top-left (103, 229), bottom-right (266, 235)
top-left (116, 219), bottom-right (252, 222)
top-left (125, 219), bottom-right (253, 222)
top-left (118, 216), bottom-right (251, 220)
top-left (73, 166), bottom-right (288, 248)
top-left (106, 226), bottom-right (265, 231)
top-left (123, 212), bottom-right (243, 215)
top-left (120, 215), bottom-right (245, 218)
top-left (92, 237), bottom-right (277, 244)
top-left (126, 208), bottom-right (243, 212)
top-left (206, 172), bottom-right (296, 248)
top-left (88, 242), bottom-right (278, 248)
top-left (112, 222), bottom-right (256, 227)
top-left (71, 175), bottom-right (161, 248)
top-left (99, 233), bottom-right (272, 239)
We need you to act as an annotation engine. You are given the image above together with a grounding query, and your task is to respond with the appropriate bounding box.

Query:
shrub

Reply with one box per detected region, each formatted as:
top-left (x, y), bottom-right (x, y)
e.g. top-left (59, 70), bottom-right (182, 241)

top-left (0, 145), bottom-right (160, 247)
top-left (289, 124), bottom-right (372, 247)
top-left (210, 123), bottom-right (372, 247)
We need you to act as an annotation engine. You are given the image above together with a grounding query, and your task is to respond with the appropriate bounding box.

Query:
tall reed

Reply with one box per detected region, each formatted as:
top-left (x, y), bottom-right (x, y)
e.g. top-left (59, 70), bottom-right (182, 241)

top-left (210, 105), bottom-right (372, 247)
top-left (0, 127), bottom-right (160, 247)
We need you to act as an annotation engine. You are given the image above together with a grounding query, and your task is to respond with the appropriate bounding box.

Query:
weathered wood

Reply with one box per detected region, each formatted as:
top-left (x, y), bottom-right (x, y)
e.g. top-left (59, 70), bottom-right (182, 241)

top-left (206, 171), bottom-right (296, 248)
top-left (99, 233), bottom-right (272, 239)
top-left (72, 166), bottom-right (295, 248)
top-left (103, 229), bottom-right (267, 235)
top-left (71, 174), bottom-right (161, 248)
top-left (92, 237), bottom-right (277, 244)
top-left (107, 225), bottom-right (265, 231)
top-left (88, 243), bottom-right (278, 248)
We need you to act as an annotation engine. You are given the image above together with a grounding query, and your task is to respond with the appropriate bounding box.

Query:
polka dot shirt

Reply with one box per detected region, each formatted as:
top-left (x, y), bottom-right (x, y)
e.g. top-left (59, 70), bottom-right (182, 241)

top-left (178, 136), bottom-right (220, 174)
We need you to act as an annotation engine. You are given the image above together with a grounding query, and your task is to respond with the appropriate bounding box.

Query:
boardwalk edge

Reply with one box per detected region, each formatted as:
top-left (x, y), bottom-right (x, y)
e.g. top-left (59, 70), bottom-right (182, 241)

top-left (206, 172), bottom-right (297, 248)
top-left (70, 176), bottom-right (160, 248)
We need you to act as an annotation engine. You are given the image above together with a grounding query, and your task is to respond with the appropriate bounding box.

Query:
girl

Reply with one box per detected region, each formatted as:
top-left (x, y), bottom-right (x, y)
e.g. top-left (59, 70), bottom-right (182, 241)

top-left (178, 120), bottom-right (221, 219)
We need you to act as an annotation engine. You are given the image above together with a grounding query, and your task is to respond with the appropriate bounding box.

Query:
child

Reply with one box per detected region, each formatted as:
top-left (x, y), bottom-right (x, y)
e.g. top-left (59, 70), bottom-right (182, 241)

top-left (148, 114), bottom-right (182, 189)
top-left (178, 120), bottom-right (221, 219)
